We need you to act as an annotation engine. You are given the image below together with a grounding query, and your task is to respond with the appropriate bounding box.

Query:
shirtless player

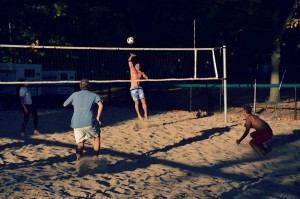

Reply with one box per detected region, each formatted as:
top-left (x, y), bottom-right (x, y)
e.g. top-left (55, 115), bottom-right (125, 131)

top-left (128, 53), bottom-right (149, 120)
top-left (236, 105), bottom-right (273, 155)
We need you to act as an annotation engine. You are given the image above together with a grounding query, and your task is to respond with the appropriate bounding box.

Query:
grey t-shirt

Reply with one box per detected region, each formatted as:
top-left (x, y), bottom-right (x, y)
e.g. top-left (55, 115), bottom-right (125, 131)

top-left (63, 90), bottom-right (101, 129)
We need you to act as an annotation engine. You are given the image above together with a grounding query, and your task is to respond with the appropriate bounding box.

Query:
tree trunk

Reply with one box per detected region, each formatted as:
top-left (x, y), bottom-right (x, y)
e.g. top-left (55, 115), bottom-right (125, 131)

top-left (268, 48), bottom-right (280, 102)
top-left (268, 8), bottom-right (281, 103)
top-left (268, 0), bottom-right (297, 102)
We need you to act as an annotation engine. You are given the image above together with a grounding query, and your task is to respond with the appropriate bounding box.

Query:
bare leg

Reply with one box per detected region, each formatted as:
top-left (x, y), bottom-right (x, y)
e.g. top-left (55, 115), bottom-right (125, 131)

top-left (141, 98), bottom-right (148, 120)
top-left (257, 144), bottom-right (266, 155)
top-left (33, 129), bottom-right (41, 135)
top-left (249, 140), bottom-right (265, 155)
top-left (76, 141), bottom-right (84, 163)
top-left (134, 100), bottom-right (143, 120)
top-left (93, 135), bottom-right (101, 159)
top-left (31, 108), bottom-right (40, 135)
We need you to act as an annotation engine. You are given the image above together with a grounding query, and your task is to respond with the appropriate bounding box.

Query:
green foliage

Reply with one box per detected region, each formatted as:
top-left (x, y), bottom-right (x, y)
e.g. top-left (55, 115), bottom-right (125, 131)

top-left (0, 0), bottom-right (299, 84)
top-left (54, 2), bottom-right (68, 17)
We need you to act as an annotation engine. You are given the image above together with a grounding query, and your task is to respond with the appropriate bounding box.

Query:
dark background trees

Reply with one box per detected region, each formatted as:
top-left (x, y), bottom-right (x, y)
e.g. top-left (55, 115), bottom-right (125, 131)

top-left (0, 0), bottom-right (299, 87)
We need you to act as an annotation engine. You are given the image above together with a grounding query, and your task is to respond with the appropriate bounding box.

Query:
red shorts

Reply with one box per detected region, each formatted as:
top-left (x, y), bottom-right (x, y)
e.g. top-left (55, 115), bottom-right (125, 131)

top-left (251, 128), bottom-right (273, 144)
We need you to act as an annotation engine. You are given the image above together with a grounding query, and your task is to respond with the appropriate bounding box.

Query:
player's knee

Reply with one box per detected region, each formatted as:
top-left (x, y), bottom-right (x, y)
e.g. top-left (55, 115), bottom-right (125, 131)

top-left (249, 140), bottom-right (255, 146)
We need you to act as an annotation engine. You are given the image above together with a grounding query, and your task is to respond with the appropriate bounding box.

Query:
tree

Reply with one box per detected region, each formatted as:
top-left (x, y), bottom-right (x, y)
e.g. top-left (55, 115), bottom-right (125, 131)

top-left (1, 0), bottom-right (299, 86)
top-left (268, 0), bottom-right (300, 102)
top-left (207, 0), bottom-right (299, 98)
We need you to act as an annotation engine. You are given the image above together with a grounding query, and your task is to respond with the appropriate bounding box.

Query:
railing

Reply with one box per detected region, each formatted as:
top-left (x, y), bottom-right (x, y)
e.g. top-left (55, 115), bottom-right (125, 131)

top-left (172, 83), bottom-right (300, 120)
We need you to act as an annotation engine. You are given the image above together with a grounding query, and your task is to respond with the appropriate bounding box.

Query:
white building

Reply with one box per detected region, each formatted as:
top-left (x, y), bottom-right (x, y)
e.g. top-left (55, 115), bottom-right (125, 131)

top-left (0, 63), bottom-right (75, 95)
top-left (42, 70), bottom-right (75, 95)
top-left (0, 63), bottom-right (42, 95)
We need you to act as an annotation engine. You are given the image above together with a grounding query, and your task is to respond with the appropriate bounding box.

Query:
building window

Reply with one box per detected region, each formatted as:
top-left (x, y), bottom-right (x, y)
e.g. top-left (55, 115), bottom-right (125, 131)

top-left (60, 73), bottom-right (68, 80)
top-left (24, 69), bottom-right (35, 77)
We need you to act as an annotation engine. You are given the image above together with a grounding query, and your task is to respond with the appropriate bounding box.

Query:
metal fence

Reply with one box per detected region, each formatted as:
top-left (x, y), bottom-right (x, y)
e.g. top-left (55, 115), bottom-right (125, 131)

top-left (226, 86), bottom-right (299, 120)
top-left (0, 83), bottom-right (299, 122)
top-left (179, 84), bottom-right (300, 121)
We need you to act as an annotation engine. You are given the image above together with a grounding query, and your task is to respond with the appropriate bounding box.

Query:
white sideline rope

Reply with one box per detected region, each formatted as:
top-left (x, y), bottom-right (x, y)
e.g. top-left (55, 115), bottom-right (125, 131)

top-left (0, 77), bottom-right (221, 85)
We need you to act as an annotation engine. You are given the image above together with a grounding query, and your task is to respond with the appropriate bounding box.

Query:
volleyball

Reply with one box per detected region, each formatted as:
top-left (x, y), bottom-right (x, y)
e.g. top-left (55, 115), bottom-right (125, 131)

top-left (127, 37), bottom-right (134, 44)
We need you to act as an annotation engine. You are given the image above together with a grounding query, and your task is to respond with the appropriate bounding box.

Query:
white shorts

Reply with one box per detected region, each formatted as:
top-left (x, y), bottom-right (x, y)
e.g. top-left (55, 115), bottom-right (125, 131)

top-left (74, 126), bottom-right (100, 144)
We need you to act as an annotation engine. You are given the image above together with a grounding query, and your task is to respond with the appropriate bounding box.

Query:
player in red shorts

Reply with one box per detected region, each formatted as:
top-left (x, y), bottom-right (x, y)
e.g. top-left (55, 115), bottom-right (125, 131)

top-left (236, 105), bottom-right (273, 155)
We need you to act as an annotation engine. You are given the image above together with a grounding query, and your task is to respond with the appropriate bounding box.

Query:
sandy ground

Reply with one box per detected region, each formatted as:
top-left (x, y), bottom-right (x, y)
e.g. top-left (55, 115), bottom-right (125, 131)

top-left (0, 105), bottom-right (300, 198)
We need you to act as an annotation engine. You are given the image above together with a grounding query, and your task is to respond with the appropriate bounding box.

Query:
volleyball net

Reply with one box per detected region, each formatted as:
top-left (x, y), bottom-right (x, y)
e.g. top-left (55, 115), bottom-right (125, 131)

top-left (0, 44), bottom-right (226, 84)
top-left (0, 44), bottom-right (228, 122)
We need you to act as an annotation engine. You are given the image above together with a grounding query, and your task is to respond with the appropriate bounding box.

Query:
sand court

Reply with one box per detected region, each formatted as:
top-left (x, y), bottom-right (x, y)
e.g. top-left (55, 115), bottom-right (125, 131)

top-left (0, 106), bottom-right (300, 198)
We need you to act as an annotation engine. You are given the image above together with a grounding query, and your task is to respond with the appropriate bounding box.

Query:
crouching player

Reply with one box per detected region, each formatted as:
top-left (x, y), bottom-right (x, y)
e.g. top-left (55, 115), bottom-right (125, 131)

top-left (236, 105), bottom-right (273, 155)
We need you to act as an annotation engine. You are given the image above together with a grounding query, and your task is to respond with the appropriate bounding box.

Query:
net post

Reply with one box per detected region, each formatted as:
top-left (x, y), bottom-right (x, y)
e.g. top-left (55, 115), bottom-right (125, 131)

top-left (254, 79), bottom-right (257, 114)
top-left (212, 49), bottom-right (218, 78)
top-left (194, 49), bottom-right (197, 79)
top-left (193, 19), bottom-right (196, 49)
top-left (295, 87), bottom-right (297, 120)
top-left (190, 87), bottom-right (193, 112)
top-left (222, 45), bottom-right (228, 123)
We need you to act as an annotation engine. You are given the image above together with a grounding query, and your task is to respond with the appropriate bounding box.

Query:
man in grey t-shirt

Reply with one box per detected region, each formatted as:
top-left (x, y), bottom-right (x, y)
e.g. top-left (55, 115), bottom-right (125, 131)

top-left (63, 79), bottom-right (103, 163)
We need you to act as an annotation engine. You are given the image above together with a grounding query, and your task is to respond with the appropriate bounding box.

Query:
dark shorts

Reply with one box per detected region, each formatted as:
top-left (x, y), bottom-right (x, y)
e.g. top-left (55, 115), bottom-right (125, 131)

top-left (251, 128), bottom-right (273, 144)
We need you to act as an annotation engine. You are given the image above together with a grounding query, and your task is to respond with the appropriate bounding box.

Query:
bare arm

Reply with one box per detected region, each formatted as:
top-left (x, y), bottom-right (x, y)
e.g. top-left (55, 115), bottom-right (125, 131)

top-left (20, 96), bottom-right (28, 113)
top-left (63, 101), bottom-right (68, 107)
top-left (236, 119), bottom-right (251, 144)
top-left (236, 128), bottom-right (250, 144)
top-left (96, 101), bottom-right (103, 124)
top-left (128, 53), bottom-right (136, 72)
top-left (142, 72), bottom-right (148, 79)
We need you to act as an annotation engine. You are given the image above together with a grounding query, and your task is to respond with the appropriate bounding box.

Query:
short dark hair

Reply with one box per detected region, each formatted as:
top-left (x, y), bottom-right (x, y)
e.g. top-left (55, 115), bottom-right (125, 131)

top-left (243, 105), bottom-right (252, 114)
top-left (80, 79), bottom-right (89, 90)
top-left (18, 78), bottom-right (28, 86)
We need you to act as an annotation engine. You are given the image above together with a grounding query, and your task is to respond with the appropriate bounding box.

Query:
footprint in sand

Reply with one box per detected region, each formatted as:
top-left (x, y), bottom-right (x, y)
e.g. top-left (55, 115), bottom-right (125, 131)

top-left (76, 157), bottom-right (108, 176)
top-left (130, 122), bottom-right (141, 131)
top-left (130, 120), bottom-right (150, 131)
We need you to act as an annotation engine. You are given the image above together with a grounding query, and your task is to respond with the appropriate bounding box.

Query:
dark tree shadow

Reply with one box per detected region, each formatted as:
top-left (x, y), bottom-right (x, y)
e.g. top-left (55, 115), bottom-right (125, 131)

top-left (1, 125), bottom-right (300, 198)
top-left (267, 129), bottom-right (300, 149)
top-left (144, 126), bottom-right (231, 156)
top-left (0, 105), bottom-right (151, 138)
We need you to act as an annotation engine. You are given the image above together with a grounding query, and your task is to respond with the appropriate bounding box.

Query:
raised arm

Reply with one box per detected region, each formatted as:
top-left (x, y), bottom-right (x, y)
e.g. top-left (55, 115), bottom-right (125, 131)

top-left (128, 53), bottom-right (136, 72)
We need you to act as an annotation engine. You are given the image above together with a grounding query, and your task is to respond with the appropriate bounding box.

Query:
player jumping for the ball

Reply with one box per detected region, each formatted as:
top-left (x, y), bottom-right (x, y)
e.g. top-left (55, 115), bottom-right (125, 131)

top-left (128, 53), bottom-right (149, 120)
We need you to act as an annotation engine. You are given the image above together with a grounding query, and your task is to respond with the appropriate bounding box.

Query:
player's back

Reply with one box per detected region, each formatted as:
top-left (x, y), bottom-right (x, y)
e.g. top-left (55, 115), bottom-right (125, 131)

top-left (249, 115), bottom-right (270, 131)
